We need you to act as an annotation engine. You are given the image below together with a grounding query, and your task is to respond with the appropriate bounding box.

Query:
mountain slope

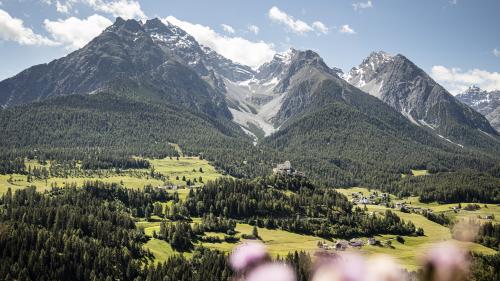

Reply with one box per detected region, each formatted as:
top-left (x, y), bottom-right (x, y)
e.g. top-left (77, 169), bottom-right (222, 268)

top-left (262, 76), bottom-right (499, 186)
top-left (344, 52), bottom-right (499, 152)
top-left (0, 18), bottom-right (164, 107)
top-left (457, 86), bottom-right (500, 132)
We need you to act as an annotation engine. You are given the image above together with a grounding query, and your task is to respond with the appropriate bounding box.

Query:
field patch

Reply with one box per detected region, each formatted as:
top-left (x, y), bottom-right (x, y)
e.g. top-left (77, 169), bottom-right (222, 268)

top-left (201, 223), bottom-right (320, 257)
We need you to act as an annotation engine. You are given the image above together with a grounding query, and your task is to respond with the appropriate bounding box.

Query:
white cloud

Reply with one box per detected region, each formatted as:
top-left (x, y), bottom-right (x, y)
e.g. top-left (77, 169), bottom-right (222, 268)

top-left (50, 0), bottom-right (146, 19)
top-left (353, 1), bottom-right (373, 11)
top-left (84, 0), bottom-right (145, 19)
top-left (493, 48), bottom-right (500, 57)
top-left (268, 6), bottom-right (328, 35)
top-left (268, 6), bottom-right (313, 34)
top-left (339, 24), bottom-right (356, 34)
top-left (164, 16), bottom-right (275, 69)
top-left (44, 14), bottom-right (112, 50)
top-left (268, 6), bottom-right (329, 35)
top-left (56, 0), bottom-right (73, 13)
top-left (431, 65), bottom-right (500, 94)
top-left (221, 23), bottom-right (235, 34)
top-left (312, 21), bottom-right (328, 34)
top-left (0, 9), bottom-right (58, 46)
top-left (248, 24), bottom-right (259, 35)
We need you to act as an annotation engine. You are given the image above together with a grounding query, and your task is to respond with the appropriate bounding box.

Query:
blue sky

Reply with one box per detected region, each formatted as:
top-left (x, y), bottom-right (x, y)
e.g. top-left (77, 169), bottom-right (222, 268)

top-left (1, 0), bottom-right (499, 94)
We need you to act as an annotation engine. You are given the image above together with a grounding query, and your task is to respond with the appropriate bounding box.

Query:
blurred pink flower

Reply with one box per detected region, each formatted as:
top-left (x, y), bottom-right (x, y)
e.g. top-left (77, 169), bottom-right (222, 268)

top-left (365, 255), bottom-right (406, 281)
top-left (312, 252), bottom-right (366, 281)
top-left (230, 242), bottom-right (269, 272)
top-left (420, 242), bottom-right (470, 281)
top-left (246, 262), bottom-right (296, 281)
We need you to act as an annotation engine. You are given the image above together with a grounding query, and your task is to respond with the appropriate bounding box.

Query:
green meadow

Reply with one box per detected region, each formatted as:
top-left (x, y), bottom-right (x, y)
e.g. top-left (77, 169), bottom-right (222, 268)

top-left (336, 187), bottom-right (497, 270)
top-left (0, 156), bottom-right (224, 195)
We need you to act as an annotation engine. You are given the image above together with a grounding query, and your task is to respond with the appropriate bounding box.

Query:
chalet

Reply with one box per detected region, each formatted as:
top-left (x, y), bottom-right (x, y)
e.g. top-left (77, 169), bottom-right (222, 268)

top-left (484, 215), bottom-right (494, 220)
top-left (368, 237), bottom-right (377, 245)
top-left (335, 240), bottom-right (349, 251)
top-left (349, 239), bottom-right (364, 248)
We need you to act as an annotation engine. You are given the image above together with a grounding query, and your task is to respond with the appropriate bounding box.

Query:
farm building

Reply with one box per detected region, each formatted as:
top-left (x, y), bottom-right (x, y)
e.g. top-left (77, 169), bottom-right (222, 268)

top-left (335, 240), bottom-right (349, 251)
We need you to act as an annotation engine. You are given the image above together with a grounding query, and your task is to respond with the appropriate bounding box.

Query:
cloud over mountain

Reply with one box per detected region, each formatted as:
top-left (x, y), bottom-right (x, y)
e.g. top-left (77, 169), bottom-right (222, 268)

top-left (165, 16), bottom-right (275, 69)
top-left (431, 65), bottom-right (500, 95)
top-left (268, 6), bottom-right (328, 35)
top-left (44, 14), bottom-right (112, 50)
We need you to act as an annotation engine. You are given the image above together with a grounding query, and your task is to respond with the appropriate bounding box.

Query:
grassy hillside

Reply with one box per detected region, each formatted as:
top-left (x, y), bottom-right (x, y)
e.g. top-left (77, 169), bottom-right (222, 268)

top-left (136, 185), bottom-right (496, 270)
top-left (0, 156), bottom-right (224, 194)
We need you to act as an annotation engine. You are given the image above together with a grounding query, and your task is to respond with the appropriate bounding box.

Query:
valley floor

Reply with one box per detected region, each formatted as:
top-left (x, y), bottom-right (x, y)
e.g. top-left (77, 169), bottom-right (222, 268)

top-left (0, 159), bottom-right (497, 271)
top-left (137, 185), bottom-right (497, 271)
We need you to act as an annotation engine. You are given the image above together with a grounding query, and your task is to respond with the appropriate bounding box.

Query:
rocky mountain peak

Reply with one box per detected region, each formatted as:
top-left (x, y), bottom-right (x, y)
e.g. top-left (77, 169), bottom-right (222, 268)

top-left (256, 48), bottom-right (339, 82)
top-left (344, 50), bottom-right (498, 142)
top-left (143, 18), bottom-right (164, 29)
top-left (365, 51), bottom-right (394, 66)
top-left (106, 17), bottom-right (143, 34)
top-left (456, 85), bottom-right (500, 132)
top-left (466, 85), bottom-right (483, 93)
top-left (343, 51), bottom-right (395, 86)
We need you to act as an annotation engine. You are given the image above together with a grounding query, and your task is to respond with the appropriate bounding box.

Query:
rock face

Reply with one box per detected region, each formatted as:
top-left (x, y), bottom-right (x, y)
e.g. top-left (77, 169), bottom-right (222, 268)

top-left (456, 86), bottom-right (500, 132)
top-left (344, 51), bottom-right (498, 141)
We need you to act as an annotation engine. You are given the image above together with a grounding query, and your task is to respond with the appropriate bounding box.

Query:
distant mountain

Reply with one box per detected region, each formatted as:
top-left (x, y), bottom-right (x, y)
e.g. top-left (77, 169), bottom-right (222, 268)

top-left (344, 51), bottom-right (499, 151)
top-left (456, 85), bottom-right (500, 132)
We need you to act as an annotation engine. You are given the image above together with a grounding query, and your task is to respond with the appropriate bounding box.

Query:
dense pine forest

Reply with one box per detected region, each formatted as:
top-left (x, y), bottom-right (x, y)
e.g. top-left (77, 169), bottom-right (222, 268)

top-left (388, 170), bottom-right (500, 203)
top-left (183, 176), bottom-right (421, 238)
top-left (1, 92), bottom-right (500, 204)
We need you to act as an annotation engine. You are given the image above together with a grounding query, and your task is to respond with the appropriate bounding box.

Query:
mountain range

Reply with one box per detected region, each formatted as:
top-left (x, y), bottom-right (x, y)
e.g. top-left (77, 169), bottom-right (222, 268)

top-left (0, 17), bottom-right (499, 187)
top-left (456, 85), bottom-right (500, 132)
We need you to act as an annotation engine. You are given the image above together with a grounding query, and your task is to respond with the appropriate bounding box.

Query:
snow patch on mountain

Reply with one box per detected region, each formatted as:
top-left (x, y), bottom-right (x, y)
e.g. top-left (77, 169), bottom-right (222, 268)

top-left (437, 134), bottom-right (464, 148)
top-left (399, 109), bottom-right (420, 126)
top-left (418, 119), bottom-right (437, 130)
